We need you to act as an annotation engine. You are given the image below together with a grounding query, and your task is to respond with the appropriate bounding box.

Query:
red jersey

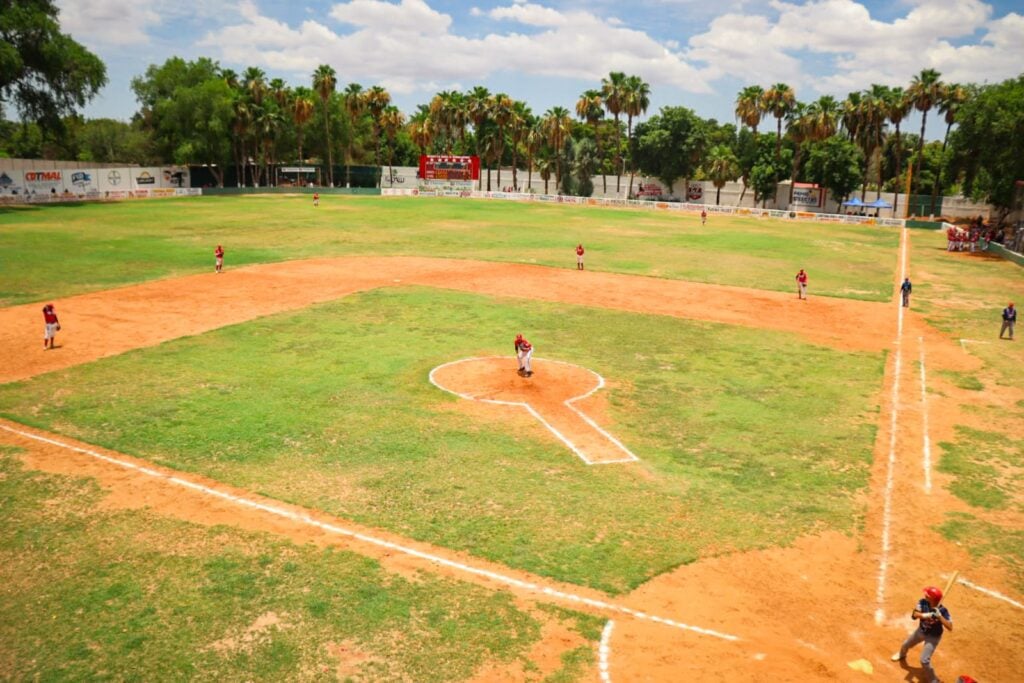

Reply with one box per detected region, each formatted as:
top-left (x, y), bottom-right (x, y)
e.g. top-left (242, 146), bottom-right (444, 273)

top-left (313, 193), bottom-right (319, 200)
top-left (515, 337), bottom-right (532, 352)
top-left (796, 271), bottom-right (808, 284)
top-left (215, 246), bottom-right (224, 258)
top-left (43, 306), bottom-right (58, 324)
top-left (576, 245), bottom-right (584, 256)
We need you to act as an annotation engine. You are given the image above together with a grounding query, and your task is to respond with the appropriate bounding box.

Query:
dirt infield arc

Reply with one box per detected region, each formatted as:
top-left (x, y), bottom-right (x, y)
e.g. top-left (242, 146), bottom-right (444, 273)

top-left (2, 252), bottom-right (1022, 682)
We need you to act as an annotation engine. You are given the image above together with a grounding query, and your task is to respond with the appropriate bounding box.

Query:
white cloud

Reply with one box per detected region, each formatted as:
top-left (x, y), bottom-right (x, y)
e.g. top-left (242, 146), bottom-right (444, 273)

top-left (57, 0), bottom-right (162, 47)
top-left (197, 0), bottom-right (714, 96)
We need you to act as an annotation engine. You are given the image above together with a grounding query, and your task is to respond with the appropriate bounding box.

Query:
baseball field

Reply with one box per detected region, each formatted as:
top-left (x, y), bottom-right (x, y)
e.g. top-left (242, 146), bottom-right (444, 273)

top-left (0, 195), bottom-right (1021, 681)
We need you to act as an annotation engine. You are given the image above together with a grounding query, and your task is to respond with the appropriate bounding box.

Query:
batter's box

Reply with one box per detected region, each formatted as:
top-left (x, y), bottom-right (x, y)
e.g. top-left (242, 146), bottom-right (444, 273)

top-left (430, 356), bottom-right (639, 465)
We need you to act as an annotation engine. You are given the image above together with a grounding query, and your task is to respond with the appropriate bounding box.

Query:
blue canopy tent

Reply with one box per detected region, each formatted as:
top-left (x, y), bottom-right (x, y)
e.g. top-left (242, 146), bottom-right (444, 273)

top-left (842, 197), bottom-right (866, 214)
top-left (867, 198), bottom-right (892, 209)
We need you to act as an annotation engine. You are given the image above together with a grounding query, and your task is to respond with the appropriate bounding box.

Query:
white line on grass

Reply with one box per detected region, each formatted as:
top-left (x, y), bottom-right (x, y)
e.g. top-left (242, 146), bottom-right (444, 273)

top-left (957, 577), bottom-right (1024, 610)
top-left (875, 226), bottom-right (909, 625)
top-left (919, 338), bottom-right (932, 493)
top-left (599, 620), bottom-right (614, 682)
top-left (958, 339), bottom-right (992, 351)
top-left (429, 356), bottom-right (639, 465)
top-left (0, 423), bottom-right (734, 641)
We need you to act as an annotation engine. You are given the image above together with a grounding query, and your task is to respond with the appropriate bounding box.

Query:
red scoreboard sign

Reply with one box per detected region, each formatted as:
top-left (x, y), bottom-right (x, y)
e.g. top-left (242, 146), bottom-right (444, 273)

top-left (419, 155), bottom-right (480, 181)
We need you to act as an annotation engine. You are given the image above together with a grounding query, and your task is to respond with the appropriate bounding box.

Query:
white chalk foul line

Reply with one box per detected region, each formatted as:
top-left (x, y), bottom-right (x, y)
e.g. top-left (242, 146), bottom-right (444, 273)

top-left (957, 577), bottom-right (1024, 610)
top-left (958, 338), bottom-right (992, 351)
top-left (876, 226), bottom-right (910, 625)
top-left (0, 422), bottom-right (736, 642)
top-left (599, 620), bottom-right (614, 682)
top-left (429, 356), bottom-right (639, 465)
top-left (919, 338), bottom-right (932, 494)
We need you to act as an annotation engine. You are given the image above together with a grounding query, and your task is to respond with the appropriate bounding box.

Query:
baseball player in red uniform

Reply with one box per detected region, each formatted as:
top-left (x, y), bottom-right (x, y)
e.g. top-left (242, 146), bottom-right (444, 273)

top-left (701, 209), bottom-right (707, 225)
top-left (796, 269), bottom-right (808, 300)
top-left (576, 243), bottom-right (585, 270)
top-left (514, 334), bottom-right (533, 377)
top-left (42, 303), bottom-right (60, 349)
top-left (313, 192), bottom-right (320, 207)
top-left (214, 245), bottom-right (224, 273)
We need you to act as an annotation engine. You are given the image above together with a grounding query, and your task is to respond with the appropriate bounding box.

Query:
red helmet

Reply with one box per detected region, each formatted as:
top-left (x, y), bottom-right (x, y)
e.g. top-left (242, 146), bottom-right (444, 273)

top-left (923, 586), bottom-right (943, 603)
top-left (516, 333), bottom-right (523, 340)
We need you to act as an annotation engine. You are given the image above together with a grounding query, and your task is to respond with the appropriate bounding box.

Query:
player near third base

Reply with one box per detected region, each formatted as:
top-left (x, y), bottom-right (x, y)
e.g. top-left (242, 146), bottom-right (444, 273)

top-left (891, 586), bottom-right (952, 683)
top-left (514, 334), bottom-right (533, 377)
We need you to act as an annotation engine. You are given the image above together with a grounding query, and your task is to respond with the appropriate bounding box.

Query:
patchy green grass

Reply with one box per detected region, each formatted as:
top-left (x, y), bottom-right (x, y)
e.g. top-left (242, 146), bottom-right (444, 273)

top-left (936, 512), bottom-right (1024, 594)
top-left (0, 196), bottom-right (899, 305)
top-left (0, 451), bottom-right (600, 682)
top-left (938, 426), bottom-right (1023, 511)
top-left (0, 288), bottom-right (884, 593)
top-left (937, 370), bottom-right (985, 392)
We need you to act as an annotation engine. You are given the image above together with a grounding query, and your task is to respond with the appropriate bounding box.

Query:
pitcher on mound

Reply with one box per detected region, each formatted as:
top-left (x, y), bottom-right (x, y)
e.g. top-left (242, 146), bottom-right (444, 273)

top-left (514, 334), bottom-right (534, 377)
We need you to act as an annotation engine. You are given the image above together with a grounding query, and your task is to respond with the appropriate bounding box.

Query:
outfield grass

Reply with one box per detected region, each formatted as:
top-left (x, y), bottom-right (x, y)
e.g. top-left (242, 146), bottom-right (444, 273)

top-left (0, 447), bottom-right (603, 681)
top-left (0, 196), bottom-right (899, 306)
top-left (0, 288), bottom-right (884, 594)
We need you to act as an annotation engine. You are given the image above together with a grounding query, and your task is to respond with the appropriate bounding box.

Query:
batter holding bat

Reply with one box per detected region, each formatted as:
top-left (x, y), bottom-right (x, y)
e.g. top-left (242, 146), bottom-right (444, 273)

top-left (892, 583), bottom-right (954, 683)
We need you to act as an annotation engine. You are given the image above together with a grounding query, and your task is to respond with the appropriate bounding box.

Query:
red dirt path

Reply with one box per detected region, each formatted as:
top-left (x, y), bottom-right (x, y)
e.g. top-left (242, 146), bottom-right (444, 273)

top-left (1, 249), bottom-right (1021, 682)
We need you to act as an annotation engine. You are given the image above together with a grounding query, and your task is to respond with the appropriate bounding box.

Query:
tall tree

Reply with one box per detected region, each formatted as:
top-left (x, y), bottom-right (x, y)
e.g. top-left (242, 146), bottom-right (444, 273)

top-left (601, 71), bottom-right (627, 193)
top-left (312, 65), bottom-right (337, 186)
top-left (632, 106), bottom-right (706, 195)
top-left (508, 100), bottom-right (532, 191)
top-left (381, 106), bottom-right (405, 185)
top-left (763, 82), bottom-right (795, 161)
top-left (467, 86), bottom-right (492, 189)
top-left (542, 106), bottom-right (573, 189)
top-left (525, 121), bottom-right (543, 192)
top-left (734, 85), bottom-right (765, 204)
top-left (930, 83), bottom-right (967, 214)
top-left (408, 108), bottom-right (434, 157)
top-left (0, 0), bottom-right (107, 132)
top-left (291, 86), bottom-right (315, 163)
top-left (489, 92), bottom-right (514, 189)
top-left (364, 85), bottom-right (392, 186)
top-left (881, 86), bottom-right (910, 215)
top-left (805, 135), bottom-right (864, 205)
top-left (575, 89), bottom-right (605, 192)
top-left (907, 68), bottom-right (943, 196)
top-left (343, 83), bottom-right (365, 188)
top-left (706, 144), bottom-right (741, 205)
top-left (623, 74), bottom-right (651, 197)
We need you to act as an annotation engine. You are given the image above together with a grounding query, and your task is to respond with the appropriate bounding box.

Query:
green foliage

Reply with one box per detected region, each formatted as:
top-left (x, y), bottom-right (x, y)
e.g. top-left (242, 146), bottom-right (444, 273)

top-left (948, 74), bottom-right (1024, 211)
top-left (805, 135), bottom-right (864, 202)
top-left (937, 513), bottom-right (1024, 593)
top-left (938, 425), bottom-right (1022, 510)
top-left (0, 288), bottom-right (885, 593)
top-left (0, 0), bottom-right (107, 130)
top-left (632, 106), bottom-right (707, 194)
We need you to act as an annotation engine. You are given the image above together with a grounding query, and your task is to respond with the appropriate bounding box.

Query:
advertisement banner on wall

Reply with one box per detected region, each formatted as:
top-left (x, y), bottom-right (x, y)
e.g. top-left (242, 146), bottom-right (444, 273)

top-left (791, 186), bottom-right (824, 207)
top-left (686, 183), bottom-right (704, 202)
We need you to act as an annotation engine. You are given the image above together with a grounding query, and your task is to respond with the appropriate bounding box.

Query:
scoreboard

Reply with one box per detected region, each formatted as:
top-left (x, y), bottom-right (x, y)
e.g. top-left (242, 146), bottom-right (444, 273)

top-left (419, 155), bottom-right (480, 182)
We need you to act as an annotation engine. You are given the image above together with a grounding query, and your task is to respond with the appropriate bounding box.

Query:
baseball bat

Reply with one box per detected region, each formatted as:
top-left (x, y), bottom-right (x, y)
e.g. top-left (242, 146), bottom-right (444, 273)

top-left (941, 570), bottom-right (960, 601)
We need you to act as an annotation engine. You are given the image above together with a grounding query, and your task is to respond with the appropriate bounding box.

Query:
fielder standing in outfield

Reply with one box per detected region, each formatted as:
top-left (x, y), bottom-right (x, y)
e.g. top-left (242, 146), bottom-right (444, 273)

top-left (1000, 302), bottom-right (1016, 340)
top-left (892, 586), bottom-right (952, 683)
top-left (214, 244), bottom-right (224, 273)
top-left (901, 278), bottom-right (913, 307)
top-left (42, 303), bottom-right (60, 350)
top-left (313, 192), bottom-right (319, 207)
top-left (701, 209), bottom-right (707, 225)
top-left (795, 269), bottom-right (808, 300)
top-left (576, 243), bottom-right (585, 270)
top-left (515, 334), bottom-right (533, 377)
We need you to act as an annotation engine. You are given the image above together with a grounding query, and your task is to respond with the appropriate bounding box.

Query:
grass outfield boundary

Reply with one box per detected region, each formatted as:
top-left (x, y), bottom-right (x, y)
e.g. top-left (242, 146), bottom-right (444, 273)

top-left (0, 421), bottom-right (741, 644)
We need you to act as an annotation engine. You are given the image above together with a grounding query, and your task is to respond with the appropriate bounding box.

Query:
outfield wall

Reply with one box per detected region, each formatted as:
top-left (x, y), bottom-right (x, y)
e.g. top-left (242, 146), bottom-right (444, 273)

top-left (381, 188), bottom-right (906, 227)
top-left (0, 165), bottom-right (191, 203)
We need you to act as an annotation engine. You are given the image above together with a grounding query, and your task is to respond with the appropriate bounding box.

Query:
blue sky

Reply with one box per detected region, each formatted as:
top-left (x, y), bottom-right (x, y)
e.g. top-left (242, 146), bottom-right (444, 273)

top-left (59, 0), bottom-right (1024, 135)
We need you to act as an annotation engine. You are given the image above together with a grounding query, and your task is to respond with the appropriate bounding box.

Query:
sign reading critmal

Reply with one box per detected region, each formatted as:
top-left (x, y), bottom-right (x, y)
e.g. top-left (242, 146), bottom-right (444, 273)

top-left (687, 184), bottom-right (704, 201)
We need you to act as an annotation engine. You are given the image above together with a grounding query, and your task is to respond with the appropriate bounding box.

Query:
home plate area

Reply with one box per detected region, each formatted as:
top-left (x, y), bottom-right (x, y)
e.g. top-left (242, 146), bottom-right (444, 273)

top-left (429, 356), bottom-right (639, 465)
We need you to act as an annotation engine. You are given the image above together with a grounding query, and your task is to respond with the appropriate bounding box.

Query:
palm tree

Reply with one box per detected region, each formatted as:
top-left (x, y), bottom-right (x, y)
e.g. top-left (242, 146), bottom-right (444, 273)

top-left (526, 121), bottom-right (543, 192)
top-left (312, 65), bottom-right (337, 186)
top-left (576, 89), bottom-right (605, 192)
top-left (467, 86), bottom-right (492, 189)
top-left (428, 90), bottom-right (454, 153)
top-left (623, 75), bottom-right (651, 198)
top-left (243, 67), bottom-right (267, 106)
top-left (601, 71), bottom-right (627, 192)
top-left (763, 82), bottom-right (795, 162)
top-left (543, 106), bottom-right (573, 190)
top-left (381, 106), bottom-right (406, 186)
top-left (508, 101), bottom-right (531, 191)
top-left (734, 85), bottom-right (765, 204)
top-left (408, 108), bottom-right (434, 157)
top-left (706, 145), bottom-right (741, 205)
top-left (269, 78), bottom-right (289, 108)
top-left (907, 68), bottom-right (943, 197)
top-left (343, 83), bottom-right (365, 188)
top-left (537, 155), bottom-right (554, 194)
top-left (931, 83), bottom-right (967, 214)
top-left (230, 97), bottom-right (252, 187)
top-left (364, 85), bottom-right (392, 186)
top-left (291, 86), bottom-right (315, 163)
top-left (882, 86), bottom-right (910, 215)
top-left (855, 86), bottom-right (887, 200)
top-left (489, 92), bottom-right (514, 189)
top-left (785, 102), bottom-right (814, 202)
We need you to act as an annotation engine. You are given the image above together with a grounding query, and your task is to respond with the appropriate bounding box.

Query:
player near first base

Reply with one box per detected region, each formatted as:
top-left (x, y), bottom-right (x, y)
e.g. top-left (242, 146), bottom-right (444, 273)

top-left (514, 334), bottom-right (533, 377)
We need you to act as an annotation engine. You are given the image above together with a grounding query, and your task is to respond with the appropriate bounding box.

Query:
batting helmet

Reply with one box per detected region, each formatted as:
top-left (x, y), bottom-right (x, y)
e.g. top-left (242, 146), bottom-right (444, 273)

top-left (923, 586), bottom-right (943, 602)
